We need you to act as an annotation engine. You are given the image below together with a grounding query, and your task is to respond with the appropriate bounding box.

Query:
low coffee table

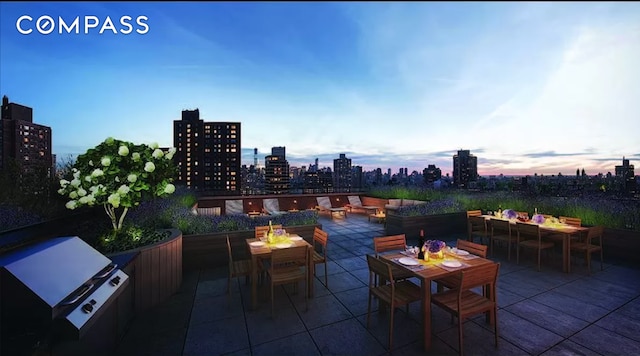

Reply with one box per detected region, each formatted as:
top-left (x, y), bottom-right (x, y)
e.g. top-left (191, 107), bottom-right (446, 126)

top-left (369, 212), bottom-right (386, 224)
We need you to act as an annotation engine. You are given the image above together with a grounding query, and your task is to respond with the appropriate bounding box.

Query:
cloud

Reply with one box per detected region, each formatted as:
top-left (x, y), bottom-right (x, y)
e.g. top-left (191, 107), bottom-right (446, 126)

top-left (521, 151), bottom-right (590, 158)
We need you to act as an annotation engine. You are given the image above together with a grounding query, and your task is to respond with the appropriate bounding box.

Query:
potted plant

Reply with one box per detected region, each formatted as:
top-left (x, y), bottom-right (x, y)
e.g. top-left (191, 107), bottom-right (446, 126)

top-left (58, 137), bottom-right (178, 251)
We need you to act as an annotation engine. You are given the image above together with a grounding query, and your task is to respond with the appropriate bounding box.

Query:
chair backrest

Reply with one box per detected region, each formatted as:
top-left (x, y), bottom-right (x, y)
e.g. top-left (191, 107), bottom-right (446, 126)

top-left (271, 245), bottom-right (308, 270)
top-left (263, 198), bottom-right (281, 215)
top-left (456, 239), bottom-right (488, 258)
top-left (468, 215), bottom-right (487, 231)
top-left (459, 262), bottom-right (500, 292)
top-left (366, 254), bottom-right (393, 286)
top-left (541, 214), bottom-right (553, 219)
top-left (316, 196), bottom-right (333, 209)
top-left (560, 216), bottom-right (582, 227)
top-left (373, 234), bottom-right (407, 256)
top-left (225, 199), bottom-right (244, 215)
top-left (516, 221), bottom-right (540, 241)
top-left (587, 225), bottom-right (604, 244)
top-left (255, 224), bottom-right (283, 239)
top-left (491, 219), bottom-right (511, 235)
top-left (313, 227), bottom-right (328, 255)
top-left (467, 210), bottom-right (483, 217)
top-left (348, 196), bottom-right (363, 207)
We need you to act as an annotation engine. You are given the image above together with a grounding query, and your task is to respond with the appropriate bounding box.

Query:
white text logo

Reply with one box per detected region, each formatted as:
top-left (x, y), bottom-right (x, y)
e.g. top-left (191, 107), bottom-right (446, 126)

top-left (16, 15), bottom-right (149, 35)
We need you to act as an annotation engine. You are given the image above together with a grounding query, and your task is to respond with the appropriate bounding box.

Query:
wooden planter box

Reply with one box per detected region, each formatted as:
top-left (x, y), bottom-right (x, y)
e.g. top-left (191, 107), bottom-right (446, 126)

top-left (108, 228), bottom-right (182, 314)
top-left (386, 212), bottom-right (467, 242)
top-left (182, 224), bottom-right (322, 271)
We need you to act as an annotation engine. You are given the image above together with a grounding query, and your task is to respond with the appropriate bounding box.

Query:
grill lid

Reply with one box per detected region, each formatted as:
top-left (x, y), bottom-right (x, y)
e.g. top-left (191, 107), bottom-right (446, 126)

top-left (0, 236), bottom-right (112, 307)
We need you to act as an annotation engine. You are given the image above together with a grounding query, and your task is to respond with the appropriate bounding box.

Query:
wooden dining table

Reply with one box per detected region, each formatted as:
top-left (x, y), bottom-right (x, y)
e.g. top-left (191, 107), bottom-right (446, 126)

top-left (246, 235), bottom-right (314, 310)
top-left (380, 250), bottom-right (494, 352)
top-left (481, 215), bottom-right (589, 273)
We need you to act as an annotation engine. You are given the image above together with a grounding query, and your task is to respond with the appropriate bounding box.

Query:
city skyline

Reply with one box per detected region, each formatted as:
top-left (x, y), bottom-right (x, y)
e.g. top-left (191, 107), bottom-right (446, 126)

top-left (1, 2), bottom-right (639, 176)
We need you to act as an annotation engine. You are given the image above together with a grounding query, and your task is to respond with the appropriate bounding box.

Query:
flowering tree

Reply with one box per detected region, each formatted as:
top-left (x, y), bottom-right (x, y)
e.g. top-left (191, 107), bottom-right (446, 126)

top-left (58, 137), bottom-right (178, 233)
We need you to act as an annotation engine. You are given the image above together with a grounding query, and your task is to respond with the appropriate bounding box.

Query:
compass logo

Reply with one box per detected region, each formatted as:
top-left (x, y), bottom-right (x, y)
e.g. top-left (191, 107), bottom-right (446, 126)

top-left (16, 15), bottom-right (149, 35)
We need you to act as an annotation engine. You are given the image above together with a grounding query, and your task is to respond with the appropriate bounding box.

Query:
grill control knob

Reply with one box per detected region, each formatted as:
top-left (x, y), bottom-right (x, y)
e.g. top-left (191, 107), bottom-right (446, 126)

top-left (110, 276), bottom-right (121, 286)
top-left (82, 303), bottom-right (94, 313)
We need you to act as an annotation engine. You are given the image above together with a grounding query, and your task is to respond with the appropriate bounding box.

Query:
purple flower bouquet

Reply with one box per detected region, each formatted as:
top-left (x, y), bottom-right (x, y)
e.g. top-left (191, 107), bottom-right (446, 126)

top-left (531, 214), bottom-right (546, 225)
top-left (502, 209), bottom-right (517, 220)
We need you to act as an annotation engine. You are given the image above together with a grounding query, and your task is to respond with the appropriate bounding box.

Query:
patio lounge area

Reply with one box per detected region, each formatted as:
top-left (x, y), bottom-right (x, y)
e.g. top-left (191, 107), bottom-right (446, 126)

top-left (115, 214), bottom-right (640, 356)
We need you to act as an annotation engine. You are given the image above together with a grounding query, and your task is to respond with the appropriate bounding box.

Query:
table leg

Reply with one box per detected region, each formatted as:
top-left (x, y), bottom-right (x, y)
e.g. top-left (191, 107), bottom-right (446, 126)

top-left (251, 255), bottom-right (258, 309)
top-left (562, 234), bottom-right (569, 273)
top-left (422, 280), bottom-right (432, 351)
top-left (567, 234), bottom-right (571, 273)
top-left (308, 247), bottom-right (314, 298)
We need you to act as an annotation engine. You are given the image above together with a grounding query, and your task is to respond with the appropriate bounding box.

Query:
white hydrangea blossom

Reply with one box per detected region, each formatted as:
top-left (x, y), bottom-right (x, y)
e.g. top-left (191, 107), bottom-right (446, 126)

top-left (144, 162), bottom-right (155, 172)
top-left (118, 145), bottom-right (129, 156)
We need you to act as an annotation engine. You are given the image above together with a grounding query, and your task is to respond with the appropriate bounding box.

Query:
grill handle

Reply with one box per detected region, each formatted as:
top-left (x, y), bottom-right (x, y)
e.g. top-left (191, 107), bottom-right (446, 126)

top-left (93, 263), bottom-right (118, 279)
top-left (60, 283), bottom-right (94, 306)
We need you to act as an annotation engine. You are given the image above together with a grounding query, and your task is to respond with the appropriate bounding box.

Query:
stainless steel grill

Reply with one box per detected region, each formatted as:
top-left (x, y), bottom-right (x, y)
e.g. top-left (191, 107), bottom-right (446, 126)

top-left (0, 236), bottom-right (129, 354)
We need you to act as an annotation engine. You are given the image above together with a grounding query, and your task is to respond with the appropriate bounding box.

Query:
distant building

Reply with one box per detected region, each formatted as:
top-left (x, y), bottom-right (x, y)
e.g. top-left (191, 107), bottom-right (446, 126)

top-left (0, 95), bottom-right (53, 182)
top-left (352, 165), bottom-right (364, 191)
top-left (173, 109), bottom-right (241, 194)
top-left (423, 164), bottom-right (442, 185)
top-left (453, 149), bottom-right (478, 188)
top-left (303, 169), bottom-right (333, 193)
top-left (615, 157), bottom-right (636, 194)
top-left (265, 146), bottom-right (290, 194)
top-left (333, 153), bottom-right (352, 192)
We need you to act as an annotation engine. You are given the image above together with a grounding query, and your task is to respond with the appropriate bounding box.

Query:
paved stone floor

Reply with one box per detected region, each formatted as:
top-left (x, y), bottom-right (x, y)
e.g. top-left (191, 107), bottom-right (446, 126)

top-left (115, 214), bottom-right (640, 356)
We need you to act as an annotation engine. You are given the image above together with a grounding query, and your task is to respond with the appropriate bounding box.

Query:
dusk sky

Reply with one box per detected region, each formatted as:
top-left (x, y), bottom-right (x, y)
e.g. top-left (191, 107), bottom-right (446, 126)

top-left (1, 2), bottom-right (639, 176)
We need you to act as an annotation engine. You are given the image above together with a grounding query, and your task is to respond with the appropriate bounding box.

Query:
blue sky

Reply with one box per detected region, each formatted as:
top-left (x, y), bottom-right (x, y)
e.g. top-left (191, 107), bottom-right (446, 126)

top-left (1, 2), bottom-right (639, 176)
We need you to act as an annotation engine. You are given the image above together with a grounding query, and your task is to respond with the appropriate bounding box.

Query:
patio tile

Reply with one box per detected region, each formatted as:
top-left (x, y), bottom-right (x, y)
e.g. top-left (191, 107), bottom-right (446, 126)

top-left (314, 260), bottom-right (347, 277)
top-left (349, 267), bottom-right (371, 285)
top-left (436, 317), bottom-right (528, 356)
top-left (295, 294), bottom-right (352, 330)
top-left (504, 299), bottom-right (590, 337)
top-left (324, 271), bottom-right (366, 293)
top-left (618, 297), bottom-right (640, 322)
top-left (245, 304), bottom-right (307, 346)
top-left (182, 315), bottom-right (249, 356)
top-left (334, 256), bottom-right (368, 271)
top-left (496, 287), bottom-right (527, 308)
top-left (595, 311), bottom-right (640, 343)
top-left (309, 318), bottom-right (387, 356)
top-left (391, 338), bottom-right (457, 356)
top-left (489, 309), bottom-right (564, 355)
top-left (552, 277), bottom-right (639, 311)
top-left (189, 293), bottom-right (244, 326)
top-left (195, 278), bottom-right (231, 299)
top-left (539, 339), bottom-right (603, 356)
top-left (334, 285), bottom-right (372, 316)
top-left (115, 326), bottom-right (187, 356)
top-left (252, 332), bottom-right (321, 356)
top-left (355, 311), bottom-right (421, 351)
top-left (570, 324), bottom-right (640, 355)
top-left (532, 290), bottom-right (610, 323)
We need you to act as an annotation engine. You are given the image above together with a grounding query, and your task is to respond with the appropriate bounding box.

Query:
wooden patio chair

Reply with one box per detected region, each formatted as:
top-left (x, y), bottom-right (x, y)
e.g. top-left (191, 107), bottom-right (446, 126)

top-left (435, 239), bottom-right (488, 292)
top-left (226, 235), bottom-right (251, 296)
top-left (570, 225), bottom-right (604, 274)
top-left (366, 254), bottom-right (421, 351)
top-left (267, 245), bottom-right (309, 317)
top-left (431, 262), bottom-right (500, 356)
top-left (312, 227), bottom-right (329, 287)
top-left (516, 222), bottom-right (554, 271)
top-left (489, 219), bottom-right (517, 260)
top-left (468, 215), bottom-right (490, 244)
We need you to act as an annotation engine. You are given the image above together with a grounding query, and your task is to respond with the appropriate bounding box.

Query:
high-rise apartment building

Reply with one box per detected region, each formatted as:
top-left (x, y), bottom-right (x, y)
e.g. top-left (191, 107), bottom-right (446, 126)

top-left (333, 153), bottom-right (352, 192)
top-left (453, 149), bottom-right (478, 188)
top-left (1, 96), bottom-right (53, 180)
top-left (265, 146), bottom-right (290, 194)
top-left (352, 165), bottom-right (363, 191)
top-left (173, 109), bottom-right (240, 194)
top-left (615, 157), bottom-right (636, 194)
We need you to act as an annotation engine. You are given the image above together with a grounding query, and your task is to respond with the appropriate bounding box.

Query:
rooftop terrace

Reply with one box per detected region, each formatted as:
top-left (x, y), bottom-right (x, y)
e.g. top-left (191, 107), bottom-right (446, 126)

top-left (115, 214), bottom-right (640, 356)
